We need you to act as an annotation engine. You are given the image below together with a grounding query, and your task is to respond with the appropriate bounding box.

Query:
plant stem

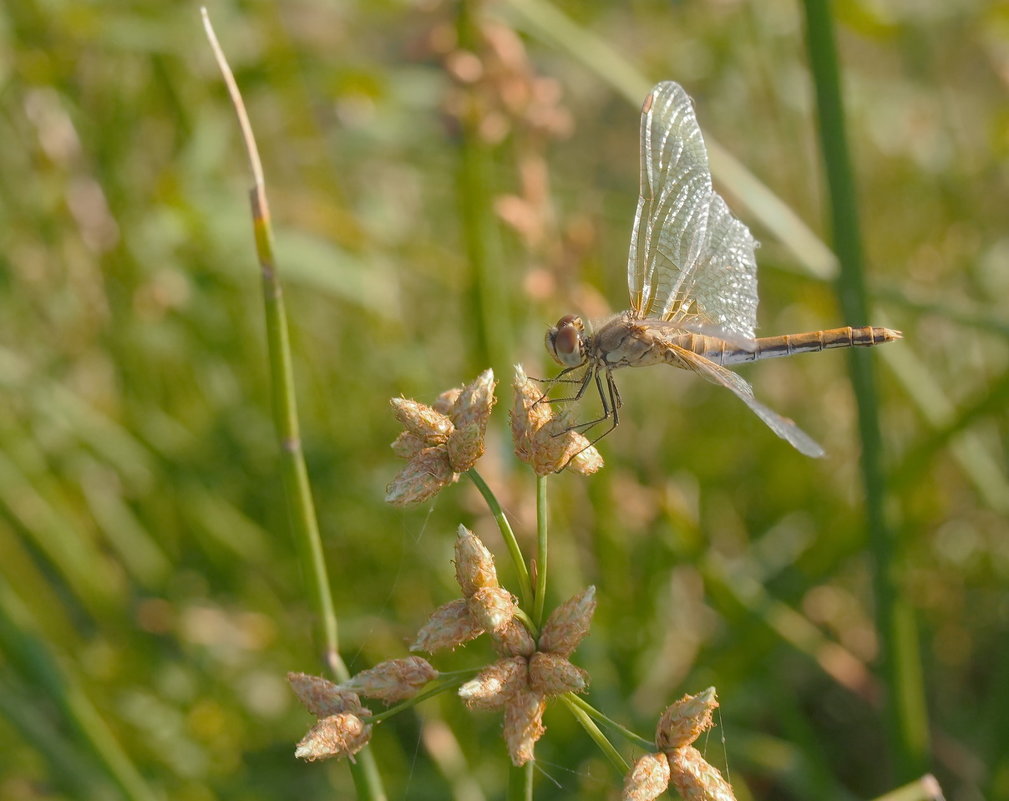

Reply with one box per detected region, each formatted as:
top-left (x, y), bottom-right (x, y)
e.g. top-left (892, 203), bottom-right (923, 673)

top-left (202, 11), bottom-right (386, 799)
top-left (559, 694), bottom-right (629, 774)
top-left (507, 762), bottom-right (534, 801)
top-left (369, 676), bottom-right (468, 724)
top-left (466, 469), bottom-right (533, 609)
top-left (564, 693), bottom-right (654, 751)
top-left (533, 475), bottom-right (549, 626)
top-left (800, 0), bottom-right (927, 781)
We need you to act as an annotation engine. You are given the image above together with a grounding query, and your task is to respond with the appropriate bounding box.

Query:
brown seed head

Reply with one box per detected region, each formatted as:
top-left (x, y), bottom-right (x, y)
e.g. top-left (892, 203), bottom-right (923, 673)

top-left (458, 655), bottom-right (528, 710)
top-left (667, 746), bottom-right (736, 801)
top-left (467, 586), bottom-right (518, 632)
top-left (454, 525), bottom-right (499, 596)
top-left (529, 418), bottom-right (599, 476)
top-left (656, 687), bottom-right (718, 752)
top-left (390, 397), bottom-right (455, 443)
top-left (503, 689), bottom-right (547, 766)
top-left (569, 440), bottom-right (604, 475)
top-left (538, 586), bottom-right (596, 656)
top-left (391, 431), bottom-right (427, 460)
top-left (446, 422), bottom-right (486, 472)
top-left (433, 386), bottom-right (463, 415)
top-left (510, 364), bottom-right (552, 463)
top-left (622, 752), bottom-right (671, 801)
top-left (411, 598), bottom-right (483, 653)
top-left (528, 651), bottom-right (589, 696)
top-left (491, 619), bottom-right (537, 658)
top-left (385, 447), bottom-right (457, 507)
top-left (287, 672), bottom-right (367, 717)
top-left (451, 368), bottom-right (496, 430)
top-left (343, 657), bottom-right (438, 704)
top-left (295, 713), bottom-right (372, 762)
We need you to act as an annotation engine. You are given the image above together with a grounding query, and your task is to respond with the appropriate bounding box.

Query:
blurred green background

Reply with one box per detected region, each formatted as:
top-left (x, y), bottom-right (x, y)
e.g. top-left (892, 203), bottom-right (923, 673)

top-left (1, 0), bottom-right (1007, 799)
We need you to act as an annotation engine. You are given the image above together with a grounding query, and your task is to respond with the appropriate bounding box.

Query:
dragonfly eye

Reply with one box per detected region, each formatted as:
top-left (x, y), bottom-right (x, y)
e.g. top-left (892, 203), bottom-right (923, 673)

top-left (545, 316), bottom-right (586, 368)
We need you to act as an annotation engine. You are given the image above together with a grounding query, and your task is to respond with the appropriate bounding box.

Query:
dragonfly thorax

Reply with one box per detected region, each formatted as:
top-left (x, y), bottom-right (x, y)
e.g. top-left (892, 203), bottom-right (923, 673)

top-left (545, 314), bottom-right (588, 368)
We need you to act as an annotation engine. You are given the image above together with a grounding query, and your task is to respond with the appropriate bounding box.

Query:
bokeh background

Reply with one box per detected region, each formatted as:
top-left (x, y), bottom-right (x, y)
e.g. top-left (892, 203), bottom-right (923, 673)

top-left (2, 1), bottom-right (1007, 799)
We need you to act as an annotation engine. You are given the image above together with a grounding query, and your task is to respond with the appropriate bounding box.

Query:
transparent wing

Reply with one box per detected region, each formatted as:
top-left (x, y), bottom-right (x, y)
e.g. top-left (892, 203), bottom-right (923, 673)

top-left (627, 82), bottom-right (759, 340)
top-left (675, 346), bottom-right (825, 458)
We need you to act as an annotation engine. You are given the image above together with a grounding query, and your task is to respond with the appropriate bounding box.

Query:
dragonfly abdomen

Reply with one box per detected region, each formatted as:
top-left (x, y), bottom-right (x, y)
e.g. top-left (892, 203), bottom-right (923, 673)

top-left (685, 326), bottom-right (901, 366)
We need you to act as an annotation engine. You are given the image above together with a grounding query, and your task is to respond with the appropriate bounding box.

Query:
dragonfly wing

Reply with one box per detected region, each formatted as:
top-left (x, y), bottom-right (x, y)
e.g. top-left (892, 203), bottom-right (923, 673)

top-left (675, 346), bottom-right (825, 458)
top-left (627, 82), bottom-right (712, 320)
top-left (625, 82), bottom-right (760, 340)
top-left (672, 192), bottom-right (759, 340)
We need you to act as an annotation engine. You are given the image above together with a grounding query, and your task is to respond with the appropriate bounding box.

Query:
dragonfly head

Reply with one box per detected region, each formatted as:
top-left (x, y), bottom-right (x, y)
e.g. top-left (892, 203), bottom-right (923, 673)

top-left (545, 314), bottom-right (587, 368)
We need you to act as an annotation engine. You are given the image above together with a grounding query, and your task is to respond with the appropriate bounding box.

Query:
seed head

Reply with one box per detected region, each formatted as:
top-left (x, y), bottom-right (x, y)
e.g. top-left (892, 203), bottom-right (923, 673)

top-left (656, 687), bottom-right (718, 752)
top-left (295, 713), bottom-right (372, 762)
top-left (491, 619), bottom-right (537, 658)
top-left (288, 672), bottom-right (367, 717)
top-left (510, 364), bottom-right (553, 464)
top-left (528, 651), bottom-right (589, 695)
top-left (467, 586), bottom-right (518, 632)
top-left (569, 440), bottom-right (604, 475)
top-left (510, 365), bottom-right (604, 475)
top-left (342, 657), bottom-right (438, 704)
top-left (446, 422), bottom-right (486, 472)
top-left (667, 746), bottom-right (736, 801)
top-left (459, 656), bottom-right (528, 710)
top-left (622, 752), bottom-right (671, 801)
top-left (451, 368), bottom-right (497, 430)
top-left (454, 525), bottom-right (499, 596)
top-left (411, 598), bottom-right (483, 653)
top-left (538, 586), bottom-right (596, 656)
top-left (503, 688), bottom-right (547, 766)
top-left (390, 397), bottom-right (455, 444)
top-left (391, 431), bottom-right (427, 460)
top-left (433, 386), bottom-right (463, 415)
top-left (385, 446), bottom-right (458, 506)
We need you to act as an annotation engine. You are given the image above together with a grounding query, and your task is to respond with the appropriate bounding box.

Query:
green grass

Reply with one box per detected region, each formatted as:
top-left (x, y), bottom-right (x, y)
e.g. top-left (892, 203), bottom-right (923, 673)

top-left (1, 1), bottom-right (1007, 799)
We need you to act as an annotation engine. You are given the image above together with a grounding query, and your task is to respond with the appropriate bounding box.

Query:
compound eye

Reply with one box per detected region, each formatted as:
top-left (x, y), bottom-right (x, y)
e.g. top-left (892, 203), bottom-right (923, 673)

top-left (554, 323), bottom-right (580, 359)
top-left (545, 316), bottom-right (585, 368)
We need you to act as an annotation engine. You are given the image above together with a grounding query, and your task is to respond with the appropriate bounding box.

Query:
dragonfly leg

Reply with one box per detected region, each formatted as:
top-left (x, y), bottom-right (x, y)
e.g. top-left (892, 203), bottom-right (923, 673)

top-left (563, 367), bottom-right (619, 435)
top-left (536, 364), bottom-right (595, 405)
top-left (553, 369), bottom-right (621, 471)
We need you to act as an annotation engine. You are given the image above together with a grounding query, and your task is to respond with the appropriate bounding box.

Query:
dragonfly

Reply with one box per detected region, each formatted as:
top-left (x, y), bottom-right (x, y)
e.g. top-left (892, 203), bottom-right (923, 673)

top-left (543, 81), bottom-right (901, 458)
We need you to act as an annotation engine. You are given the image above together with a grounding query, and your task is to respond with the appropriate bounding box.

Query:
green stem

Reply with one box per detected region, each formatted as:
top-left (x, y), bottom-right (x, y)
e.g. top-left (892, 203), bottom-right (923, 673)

top-left (513, 607), bottom-right (539, 638)
top-left (558, 694), bottom-right (629, 774)
top-left (202, 12), bottom-right (386, 799)
top-left (564, 693), bottom-right (654, 751)
top-left (507, 762), bottom-right (534, 801)
top-left (369, 676), bottom-right (468, 724)
top-left (466, 469), bottom-right (533, 609)
top-left (801, 0), bottom-right (927, 781)
top-left (533, 475), bottom-right (548, 626)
